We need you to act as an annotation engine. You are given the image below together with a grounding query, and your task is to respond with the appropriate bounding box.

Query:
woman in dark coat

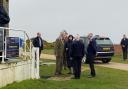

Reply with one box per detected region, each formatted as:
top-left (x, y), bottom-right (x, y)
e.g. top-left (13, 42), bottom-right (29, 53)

top-left (64, 35), bottom-right (74, 74)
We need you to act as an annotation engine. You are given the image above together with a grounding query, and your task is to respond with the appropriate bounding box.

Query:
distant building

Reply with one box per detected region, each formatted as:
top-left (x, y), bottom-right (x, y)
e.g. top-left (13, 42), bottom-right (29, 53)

top-left (114, 44), bottom-right (122, 55)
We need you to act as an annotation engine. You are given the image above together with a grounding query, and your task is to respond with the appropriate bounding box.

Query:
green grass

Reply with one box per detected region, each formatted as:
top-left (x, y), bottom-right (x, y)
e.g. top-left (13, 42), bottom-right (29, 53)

top-left (1, 63), bottom-right (128, 89)
top-left (40, 58), bottom-right (55, 63)
top-left (42, 49), bottom-right (54, 55)
top-left (111, 55), bottom-right (128, 64)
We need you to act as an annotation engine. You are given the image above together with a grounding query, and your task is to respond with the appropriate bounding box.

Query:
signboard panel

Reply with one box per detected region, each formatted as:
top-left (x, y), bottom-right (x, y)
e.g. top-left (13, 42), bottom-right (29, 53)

top-left (6, 37), bottom-right (19, 58)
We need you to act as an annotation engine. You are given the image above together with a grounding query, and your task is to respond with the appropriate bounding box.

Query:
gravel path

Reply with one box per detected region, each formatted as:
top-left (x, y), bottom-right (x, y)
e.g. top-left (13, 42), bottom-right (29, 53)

top-left (97, 62), bottom-right (128, 71)
top-left (41, 54), bottom-right (128, 71)
top-left (41, 54), bottom-right (56, 60)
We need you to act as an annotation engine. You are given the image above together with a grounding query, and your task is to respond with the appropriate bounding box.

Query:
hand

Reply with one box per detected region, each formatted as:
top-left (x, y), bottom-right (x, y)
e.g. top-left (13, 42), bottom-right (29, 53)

top-left (122, 45), bottom-right (125, 47)
top-left (66, 48), bottom-right (68, 51)
top-left (70, 57), bottom-right (73, 60)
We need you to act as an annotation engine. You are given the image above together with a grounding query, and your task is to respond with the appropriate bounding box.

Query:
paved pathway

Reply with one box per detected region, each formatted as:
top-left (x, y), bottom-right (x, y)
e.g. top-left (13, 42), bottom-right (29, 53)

top-left (41, 54), bottom-right (55, 60)
top-left (41, 54), bottom-right (128, 71)
top-left (97, 62), bottom-right (128, 71)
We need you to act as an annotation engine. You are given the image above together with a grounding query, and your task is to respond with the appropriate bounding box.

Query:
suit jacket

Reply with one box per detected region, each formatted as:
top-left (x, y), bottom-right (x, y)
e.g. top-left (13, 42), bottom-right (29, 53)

top-left (85, 39), bottom-right (97, 63)
top-left (71, 40), bottom-right (85, 58)
top-left (86, 39), bottom-right (96, 59)
top-left (33, 37), bottom-right (43, 50)
top-left (120, 38), bottom-right (128, 50)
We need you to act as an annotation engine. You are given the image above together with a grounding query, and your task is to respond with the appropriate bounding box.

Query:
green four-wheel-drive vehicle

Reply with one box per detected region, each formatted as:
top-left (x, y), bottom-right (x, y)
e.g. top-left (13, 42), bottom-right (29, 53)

top-left (80, 35), bottom-right (114, 63)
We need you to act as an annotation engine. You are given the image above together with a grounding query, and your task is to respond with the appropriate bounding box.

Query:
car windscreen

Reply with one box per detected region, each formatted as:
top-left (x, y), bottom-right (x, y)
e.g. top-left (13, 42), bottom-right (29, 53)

top-left (96, 38), bottom-right (113, 45)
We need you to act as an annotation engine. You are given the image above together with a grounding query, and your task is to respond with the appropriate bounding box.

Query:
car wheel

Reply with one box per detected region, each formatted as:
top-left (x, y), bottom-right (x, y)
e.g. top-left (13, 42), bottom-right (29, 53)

top-left (102, 58), bottom-right (111, 63)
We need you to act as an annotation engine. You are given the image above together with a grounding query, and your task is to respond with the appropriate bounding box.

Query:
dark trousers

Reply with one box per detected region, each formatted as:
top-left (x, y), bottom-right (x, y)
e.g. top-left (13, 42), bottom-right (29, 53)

top-left (88, 57), bottom-right (96, 76)
top-left (67, 57), bottom-right (73, 68)
top-left (63, 54), bottom-right (67, 69)
top-left (39, 48), bottom-right (42, 58)
top-left (122, 49), bottom-right (127, 60)
top-left (89, 62), bottom-right (96, 76)
top-left (73, 57), bottom-right (82, 78)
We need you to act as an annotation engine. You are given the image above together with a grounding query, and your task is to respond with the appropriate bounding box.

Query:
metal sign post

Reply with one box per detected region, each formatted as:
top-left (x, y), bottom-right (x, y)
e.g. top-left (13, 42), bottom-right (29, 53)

top-left (0, 28), bottom-right (5, 63)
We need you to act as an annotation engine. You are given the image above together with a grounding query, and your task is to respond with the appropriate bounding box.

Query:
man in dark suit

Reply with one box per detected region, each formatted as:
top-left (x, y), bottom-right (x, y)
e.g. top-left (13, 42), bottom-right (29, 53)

top-left (86, 33), bottom-right (96, 78)
top-left (71, 34), bottom-right (85, 79)
top-left (120, 34), bottom-right (128, 60)
top-left (33, 32), bottom-right (44, 58)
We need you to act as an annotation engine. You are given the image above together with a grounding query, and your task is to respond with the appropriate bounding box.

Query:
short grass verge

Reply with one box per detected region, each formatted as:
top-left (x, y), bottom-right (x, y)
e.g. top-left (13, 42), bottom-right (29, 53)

top-left (1, 63), bottom-right (128, 89)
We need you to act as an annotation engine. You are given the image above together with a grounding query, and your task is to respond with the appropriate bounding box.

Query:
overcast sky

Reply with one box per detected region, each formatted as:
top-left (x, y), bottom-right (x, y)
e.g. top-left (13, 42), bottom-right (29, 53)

top-left (9, 0), bottom-right (128, 43)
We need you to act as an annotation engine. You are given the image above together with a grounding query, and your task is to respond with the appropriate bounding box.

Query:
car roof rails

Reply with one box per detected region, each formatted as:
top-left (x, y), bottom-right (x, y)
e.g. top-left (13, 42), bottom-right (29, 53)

top-left (93, 35), bottom-right (100, 38)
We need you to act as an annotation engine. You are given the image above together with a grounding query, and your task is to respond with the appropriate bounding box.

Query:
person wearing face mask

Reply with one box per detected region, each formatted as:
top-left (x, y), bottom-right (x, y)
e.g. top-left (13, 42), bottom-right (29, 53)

top-left (70, 34), bottom-right (85, 79)
top-left (86, 33), bottom-right (96, 78)
top-left (64, 35), bottom-right (74, 74)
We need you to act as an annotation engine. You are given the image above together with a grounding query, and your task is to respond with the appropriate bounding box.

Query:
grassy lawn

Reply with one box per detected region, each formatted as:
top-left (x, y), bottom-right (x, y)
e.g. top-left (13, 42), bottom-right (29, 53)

top-left (111, 55), bottom-right (128, 64)
top-left (42, 49), bottom-right (54, 55)
top-left (1, 62), bottom-right (128, 89)
top-left (40, 58), bottom-right (55, 63)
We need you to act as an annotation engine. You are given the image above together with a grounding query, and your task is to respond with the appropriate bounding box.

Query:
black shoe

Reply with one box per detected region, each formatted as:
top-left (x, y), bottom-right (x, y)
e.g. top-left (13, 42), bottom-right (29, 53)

top-left (71, 77), bottom-right (80, 79)
top-left (71, 77), bottom-right (76, 79)
top-left (55, 73), bottom-right (59, 75)
top-left (55, 72), bottom-right (62, 76)
top-left (75, 77), bottom-right (80, 79)
top-left (67, 72), bottom-right (72, 74)
top-left (87, 75), bottom-right (95, 78)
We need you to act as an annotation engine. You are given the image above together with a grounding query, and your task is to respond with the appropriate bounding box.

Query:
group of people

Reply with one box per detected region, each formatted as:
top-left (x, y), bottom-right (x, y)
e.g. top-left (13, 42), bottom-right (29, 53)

top-left (54, 31), bottom-right (96, 79)
top-left (120, 34), bottom-right (128, 60)
top-left (32, 31), bottom-right (128, 79)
